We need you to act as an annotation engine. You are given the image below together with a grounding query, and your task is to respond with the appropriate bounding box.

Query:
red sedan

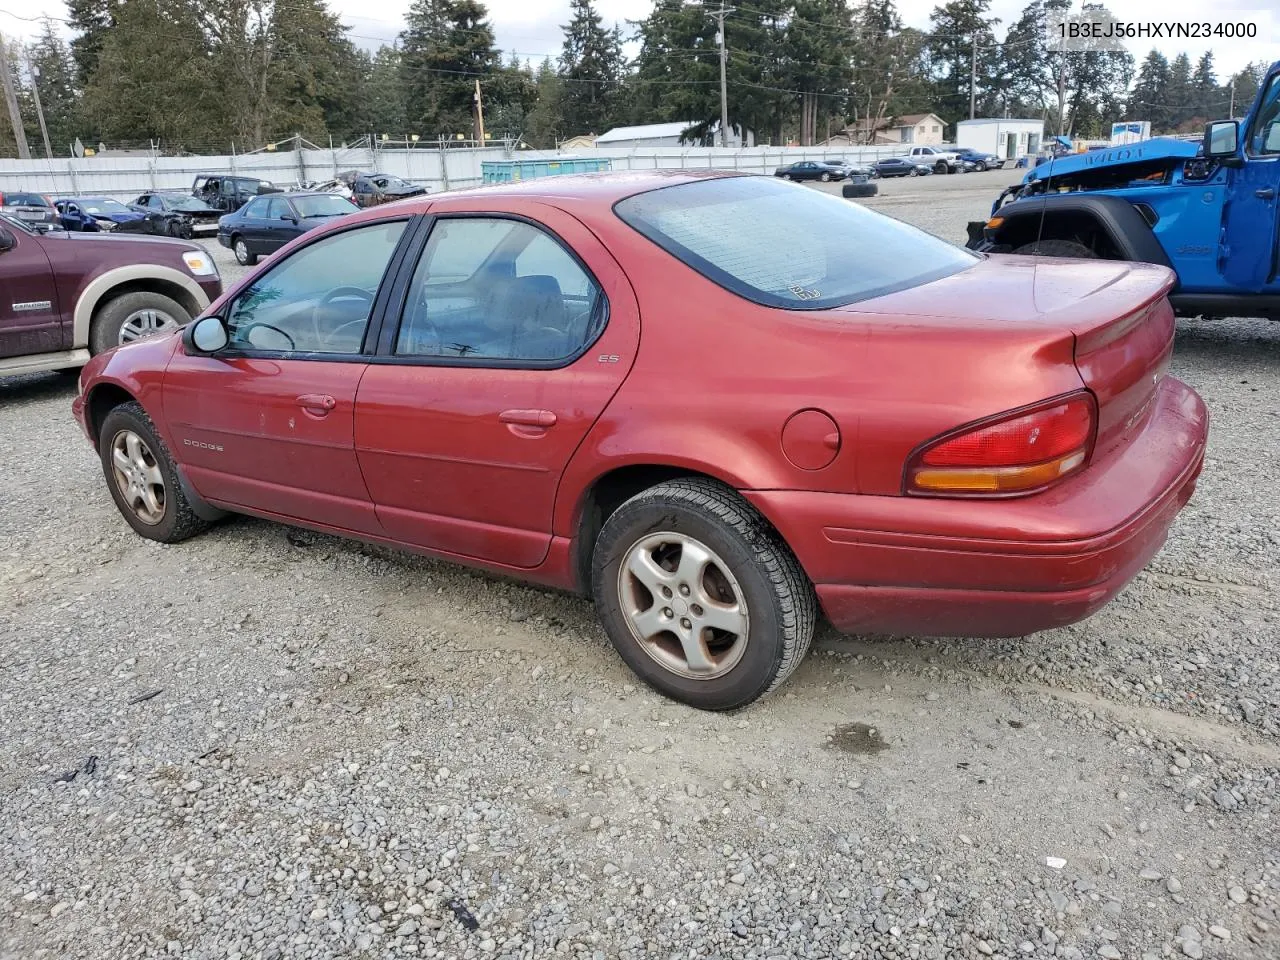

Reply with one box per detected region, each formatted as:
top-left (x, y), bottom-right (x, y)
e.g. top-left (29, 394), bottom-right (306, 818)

top-left (73, 172), bottom-right (1208, 710)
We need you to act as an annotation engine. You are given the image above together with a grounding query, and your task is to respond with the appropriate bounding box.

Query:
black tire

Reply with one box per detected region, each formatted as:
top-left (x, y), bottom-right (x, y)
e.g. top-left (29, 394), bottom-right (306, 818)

top-left (908, 166), bottom-right (919, 177)
top-left (233, 236), bottom-right (257, 266)
top-left (975, 161), bottom-right (987, 172)
top-left (935, 161), bottom-right (948, 174)
top-left (98, 401), bottom-right (211, 544)
top-left (1012, 239), bottom-right (1097, 259)
top-left (89, 291), bottom-right (191, 355)
top-left (842, 182), bottom-right (878, 199)
top-left (591, 478), bottom-right (817, 711)
top-left (820, 171), bottom-right (831, 182)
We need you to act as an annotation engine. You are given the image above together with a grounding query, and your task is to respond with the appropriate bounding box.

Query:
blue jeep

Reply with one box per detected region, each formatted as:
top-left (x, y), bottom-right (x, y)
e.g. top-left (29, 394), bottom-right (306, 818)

top-left (967, 59), bottom-right (1280, 320)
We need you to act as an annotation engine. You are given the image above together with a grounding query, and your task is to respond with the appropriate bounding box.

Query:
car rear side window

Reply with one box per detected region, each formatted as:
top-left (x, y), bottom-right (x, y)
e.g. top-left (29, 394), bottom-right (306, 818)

top-left (615, 175), bottom-right (978, 310)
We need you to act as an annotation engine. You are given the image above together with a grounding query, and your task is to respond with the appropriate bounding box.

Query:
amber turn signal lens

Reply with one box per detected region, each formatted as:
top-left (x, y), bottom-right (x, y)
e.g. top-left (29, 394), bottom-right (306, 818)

top-left (911, 450), bottom-right (1088, 494)
top-left (985, 216), bottom-right (1004, 229)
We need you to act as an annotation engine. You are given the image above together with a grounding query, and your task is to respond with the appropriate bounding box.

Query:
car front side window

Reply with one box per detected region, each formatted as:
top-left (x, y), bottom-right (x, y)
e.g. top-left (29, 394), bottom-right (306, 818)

top-left (225, 220), bottom-right (409, 356)
top-left (395, 217), bottom-right (605, 364)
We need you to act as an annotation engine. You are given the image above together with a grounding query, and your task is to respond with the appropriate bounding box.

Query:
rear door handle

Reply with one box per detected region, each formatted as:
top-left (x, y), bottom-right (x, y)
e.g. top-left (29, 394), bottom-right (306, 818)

top-left (297, 393), bottom-right (336, 413)
top-left (500, 409), bottom-right (557, 428)
top-left (1257, 188), bottom-right (1276, 200)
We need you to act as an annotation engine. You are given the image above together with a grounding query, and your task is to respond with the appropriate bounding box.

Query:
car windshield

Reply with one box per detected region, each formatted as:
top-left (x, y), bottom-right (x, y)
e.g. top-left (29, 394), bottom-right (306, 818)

top-left (4, 192), bottom-right (49, 207)
top-left (292, 194), bottom-right (358, 218)
top-left (615, 175), bottom-right (977, 310)
top-left (0, 212), bottom-right (36, 234)
top-left (81, 199), bottom-right (131, 215)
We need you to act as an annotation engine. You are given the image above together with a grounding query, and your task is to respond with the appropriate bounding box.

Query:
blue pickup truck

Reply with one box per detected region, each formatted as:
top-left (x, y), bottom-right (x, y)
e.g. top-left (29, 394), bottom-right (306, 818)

top-left (967, 59), bottom-right (1280, 320)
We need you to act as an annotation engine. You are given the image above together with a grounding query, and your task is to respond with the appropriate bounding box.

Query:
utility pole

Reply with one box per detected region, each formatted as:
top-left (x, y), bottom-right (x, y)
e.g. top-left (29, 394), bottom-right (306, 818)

top-left (1229, 79), bottom-right (1235, 117)
top-left (706, 0), bottom-right (735, 147)
top-left (25, 52), bottom-right (52, 159)
top-left (0, 31), bottom-right (31, 159)
top-left (473, 78), bottom-right (486, 145)
top-left (969, 40), bottom-right (977, 120)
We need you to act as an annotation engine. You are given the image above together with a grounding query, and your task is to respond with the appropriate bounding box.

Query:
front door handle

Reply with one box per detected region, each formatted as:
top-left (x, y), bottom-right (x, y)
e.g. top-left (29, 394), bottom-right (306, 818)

top-left (296, 394), bottom-right (336, 415)
top-left (499, 409), bottom-right (557, 428)
top-left (1257, 188), bottom-right (1276, 200)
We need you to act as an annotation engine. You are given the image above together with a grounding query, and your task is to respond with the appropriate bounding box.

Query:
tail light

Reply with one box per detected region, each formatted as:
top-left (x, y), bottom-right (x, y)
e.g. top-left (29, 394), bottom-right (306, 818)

top-left (906, 392), bottom-right (1097, 496)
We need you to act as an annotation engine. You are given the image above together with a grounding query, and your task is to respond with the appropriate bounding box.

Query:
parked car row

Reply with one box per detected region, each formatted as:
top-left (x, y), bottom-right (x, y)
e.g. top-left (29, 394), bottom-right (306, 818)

top-left (776, 148), bottom-right (1005, 184)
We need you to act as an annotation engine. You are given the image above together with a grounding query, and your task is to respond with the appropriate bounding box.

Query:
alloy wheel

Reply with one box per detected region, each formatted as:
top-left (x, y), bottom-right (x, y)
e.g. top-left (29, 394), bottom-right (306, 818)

top-left (110, 429), bottom-right (166, 525)
top-left (617, 532), bottom-right (749, 680)
top-left (118, 308), bottom-right (179, 345)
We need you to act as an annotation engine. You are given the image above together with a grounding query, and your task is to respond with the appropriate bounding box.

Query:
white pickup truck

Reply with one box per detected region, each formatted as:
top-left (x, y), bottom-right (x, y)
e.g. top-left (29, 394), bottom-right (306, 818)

top-left (904, 145), bottom-right (963, 173)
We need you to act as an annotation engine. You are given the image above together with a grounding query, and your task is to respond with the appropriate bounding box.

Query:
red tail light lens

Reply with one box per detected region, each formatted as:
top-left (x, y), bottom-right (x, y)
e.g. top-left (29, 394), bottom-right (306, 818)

top-left (907, 392), bottom-right (1097, 496)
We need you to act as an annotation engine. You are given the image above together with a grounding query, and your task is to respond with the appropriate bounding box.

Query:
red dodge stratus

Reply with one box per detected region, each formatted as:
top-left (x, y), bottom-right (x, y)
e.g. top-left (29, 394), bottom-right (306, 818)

top-left (73, 171), bottom-right (1208, 711)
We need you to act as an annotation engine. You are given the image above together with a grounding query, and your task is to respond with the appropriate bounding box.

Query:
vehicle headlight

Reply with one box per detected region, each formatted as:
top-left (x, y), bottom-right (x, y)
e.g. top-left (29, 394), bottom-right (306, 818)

top-left (99, 220), bottom-right (117, 231)
top-left (182, 250), bottom-right (218, 277)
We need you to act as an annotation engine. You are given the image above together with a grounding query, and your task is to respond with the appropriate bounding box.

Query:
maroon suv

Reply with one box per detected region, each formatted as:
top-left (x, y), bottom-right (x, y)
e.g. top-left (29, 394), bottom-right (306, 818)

top-left (0, 211), bottom-right (222, 377)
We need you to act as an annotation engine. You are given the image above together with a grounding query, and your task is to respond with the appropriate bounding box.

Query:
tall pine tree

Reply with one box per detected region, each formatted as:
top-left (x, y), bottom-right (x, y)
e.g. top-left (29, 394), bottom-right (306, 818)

top-left (26, 21), bottom-right (81, 157)
top-left (557, 0), bottom-right (624, 139)
top-left (400, 0), bottom-right (502, 139)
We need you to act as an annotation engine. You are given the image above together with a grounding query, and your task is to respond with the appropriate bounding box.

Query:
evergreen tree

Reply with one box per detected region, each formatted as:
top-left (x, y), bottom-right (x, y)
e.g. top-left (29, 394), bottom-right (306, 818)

top-left (1191, 52), bottom-right (1219, 122)
top-left (926, 0), bottom-right (1000, 123)
top-left (1130, 49), bottom-right (1171, 131)
top-left (524, 57), bottom-right (565, 147)
top-left (65, 0), bottom-right (117, 87)
top-left (365, 46), bottom-right (409, 138)
top-left (400, 0), bottom-right (503, 138)
top-left (26, 21), bottom-right (81, 157)
top-left (784, 0), bottom-right (856, 145)
top-left (557, 0), bottom-right (625, 138)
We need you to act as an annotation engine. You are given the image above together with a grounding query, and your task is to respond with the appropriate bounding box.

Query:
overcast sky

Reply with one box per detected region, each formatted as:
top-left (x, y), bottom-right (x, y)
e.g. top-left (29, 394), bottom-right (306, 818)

top-left (3, 1), bottom-right (1274, 79)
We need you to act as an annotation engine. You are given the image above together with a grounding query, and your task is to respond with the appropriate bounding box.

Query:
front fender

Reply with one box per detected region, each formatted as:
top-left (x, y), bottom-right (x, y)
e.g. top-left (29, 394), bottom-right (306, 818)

top-left (979, 193), bottom-right (1172, 269)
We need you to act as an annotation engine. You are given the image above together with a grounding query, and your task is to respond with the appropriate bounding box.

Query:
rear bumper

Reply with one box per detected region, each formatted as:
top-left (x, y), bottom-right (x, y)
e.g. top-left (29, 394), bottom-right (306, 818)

top-left (744, 377), bottom-right (1208, 638)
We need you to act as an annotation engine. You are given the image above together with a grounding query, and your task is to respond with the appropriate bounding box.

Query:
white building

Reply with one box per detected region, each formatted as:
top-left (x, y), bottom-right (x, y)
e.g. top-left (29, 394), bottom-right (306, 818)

top-left (593, 121), bottom-right (753, 149)
top-left (955, 118), bottom-right (1044, 160)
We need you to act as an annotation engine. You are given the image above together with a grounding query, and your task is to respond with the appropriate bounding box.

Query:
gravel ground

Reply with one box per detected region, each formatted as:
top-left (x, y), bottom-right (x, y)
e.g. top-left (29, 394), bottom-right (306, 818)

top-left (2, 173), bottom-right (1278, 960)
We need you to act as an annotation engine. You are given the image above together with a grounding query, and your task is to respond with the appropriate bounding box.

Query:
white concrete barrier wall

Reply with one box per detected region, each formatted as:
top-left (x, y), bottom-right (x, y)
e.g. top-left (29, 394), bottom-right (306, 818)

top-left (0, 144), bottom-right (941, 202)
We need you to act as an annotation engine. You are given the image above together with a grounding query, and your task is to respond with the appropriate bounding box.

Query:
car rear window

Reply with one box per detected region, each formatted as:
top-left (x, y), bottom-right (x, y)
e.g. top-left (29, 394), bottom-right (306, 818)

top-left (5, 193), bottom-right (49, 207)
top-left (614, 175), bottom-right (977, 310)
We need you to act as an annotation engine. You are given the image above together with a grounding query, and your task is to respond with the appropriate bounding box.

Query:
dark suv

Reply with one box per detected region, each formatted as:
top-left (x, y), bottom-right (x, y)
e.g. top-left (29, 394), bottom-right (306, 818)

top-left (0, 212), bottom-right (222, 377)
top-left (192, 174), bottom-right (281, 213)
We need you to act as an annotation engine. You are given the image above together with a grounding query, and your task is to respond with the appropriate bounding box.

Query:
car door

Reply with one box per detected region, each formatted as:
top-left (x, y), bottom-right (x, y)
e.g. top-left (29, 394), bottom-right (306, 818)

top-left (237, 197), bottom-right (271, 252)
top-left (0, 222), bottom-right (62, 358)
top-left (262, 197), bottom-right (298, 252)
top-left (354, 206), bottom-right (641, 568)
top-left (162, 217), bottom-right (415, 533)
top-left (1222, 70), bottom-right (1280, 291)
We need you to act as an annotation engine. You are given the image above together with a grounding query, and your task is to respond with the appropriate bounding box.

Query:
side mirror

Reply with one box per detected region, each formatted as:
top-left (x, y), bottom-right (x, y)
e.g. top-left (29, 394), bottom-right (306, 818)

top-left (280, 214), bottom-right (297, 222)
top-left (184, 315), bottom-right (229, 354)
top-left (0, 228), bottom-right (14, 252)
top-left (1204, 119), bottom-right (1240, 159)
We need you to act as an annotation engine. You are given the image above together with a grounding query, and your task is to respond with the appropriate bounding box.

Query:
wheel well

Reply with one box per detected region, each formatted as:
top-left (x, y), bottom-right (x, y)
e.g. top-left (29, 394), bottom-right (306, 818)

top-left (997, 211), bottom-right (1123, 258)
top-left (569, 465), bottom-right (802, 596)
top-left (92, 278), bottom-right (202, 325)
top-left (85, 384), bottom-right (136, 448)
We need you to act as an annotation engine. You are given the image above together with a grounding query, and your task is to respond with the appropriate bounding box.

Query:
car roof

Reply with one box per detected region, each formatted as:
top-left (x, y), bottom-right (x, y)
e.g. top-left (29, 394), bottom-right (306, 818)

top-left (413, 169), bottom-right (740, 212)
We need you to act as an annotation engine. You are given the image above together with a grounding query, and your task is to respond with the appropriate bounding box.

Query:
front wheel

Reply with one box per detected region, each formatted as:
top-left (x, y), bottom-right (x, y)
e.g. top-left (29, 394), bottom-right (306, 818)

top-left (908, 167), bottom-right (919, 177)
top-left (591, 478), bottom-right (816, 711)
top-left (89, 291), bottom-right (190, 354)
top-left (820, 171), bottom-right (831, 182)
top-left (99, 401), bottom-right (211, 543)
top-left (935, 161), bottom-right (948, 174)
top-left (975, 161), bottom-right (987, 172)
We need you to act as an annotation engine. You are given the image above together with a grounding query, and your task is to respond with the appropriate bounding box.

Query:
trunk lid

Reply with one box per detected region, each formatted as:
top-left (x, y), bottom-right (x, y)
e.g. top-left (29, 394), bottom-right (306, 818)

top-left (843, 253), bottom-right (1177, 456)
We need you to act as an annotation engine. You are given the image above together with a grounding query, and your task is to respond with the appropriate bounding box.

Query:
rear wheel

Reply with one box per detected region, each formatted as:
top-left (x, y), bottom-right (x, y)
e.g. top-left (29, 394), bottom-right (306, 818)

top-left (591, 478), bottom-right (816, 711)
top-left (1013, 239), bottom-right (1097, 259)
top-left (89, 291), bottom-right (190, 355)
top-left (233, 236), bottom-right (257, 266)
